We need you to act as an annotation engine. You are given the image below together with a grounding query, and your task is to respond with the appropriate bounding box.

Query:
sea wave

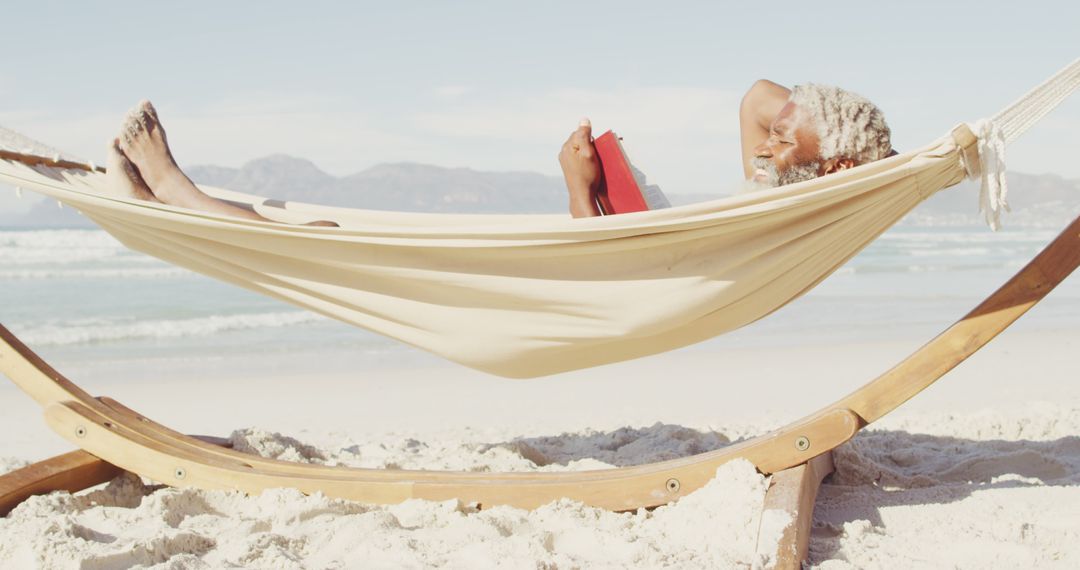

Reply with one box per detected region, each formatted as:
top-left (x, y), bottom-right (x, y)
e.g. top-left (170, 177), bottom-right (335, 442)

top-left (841, 260), bottom-right (1028, 275)
top-left (15, 312), bottom-right (328, 346)
top-left (879, 230), bottom-right (1057, 244)
top-left (905, 247), bottom-right (995, 257)
top-left (0, 267), bottom-right (191, 280)
top-left (0, 229), bottom-right (151, 265)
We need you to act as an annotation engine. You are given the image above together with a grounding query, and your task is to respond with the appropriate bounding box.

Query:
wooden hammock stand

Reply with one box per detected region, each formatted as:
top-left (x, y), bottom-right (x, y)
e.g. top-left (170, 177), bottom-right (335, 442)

top-left (1, 211), bottom-right (1074, 567)
top-left (1, 118), bottom-right (1078, 567)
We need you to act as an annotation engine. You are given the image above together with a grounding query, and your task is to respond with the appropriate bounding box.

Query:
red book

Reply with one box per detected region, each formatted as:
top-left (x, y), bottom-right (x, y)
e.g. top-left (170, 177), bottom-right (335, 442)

top-left (593, 130), bottom-right (670, 215)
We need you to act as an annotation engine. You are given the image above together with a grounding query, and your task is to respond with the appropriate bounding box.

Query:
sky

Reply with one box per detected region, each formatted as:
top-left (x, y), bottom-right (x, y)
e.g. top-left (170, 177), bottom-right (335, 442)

top-left (1, 0), bottom-right (1077, 214)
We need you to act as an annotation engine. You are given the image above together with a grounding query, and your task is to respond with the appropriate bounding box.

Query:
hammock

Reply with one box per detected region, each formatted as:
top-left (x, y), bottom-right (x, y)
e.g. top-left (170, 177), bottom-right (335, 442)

top-left (1, 59), bottom-right (1077, 378)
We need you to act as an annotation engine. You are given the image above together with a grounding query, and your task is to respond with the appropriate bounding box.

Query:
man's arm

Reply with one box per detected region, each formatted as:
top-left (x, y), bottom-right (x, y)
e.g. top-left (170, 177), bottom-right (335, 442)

top-left (559, 119), bottom-right (602, 218)
top-left (739, 80), bottom-right (791, 179)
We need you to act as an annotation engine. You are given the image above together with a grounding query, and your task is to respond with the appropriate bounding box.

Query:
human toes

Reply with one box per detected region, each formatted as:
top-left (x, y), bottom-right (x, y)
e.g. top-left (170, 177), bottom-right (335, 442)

top-left (130, 103), bottom-right (155, 133)
top-left (105, 137), bottom-right (126, 171)
top-left (120, 109), bottom-right (147, 146)
top-left (105, 138), bottom-right (151, 200)
top-left (110, 138), bottom-right (144, 180)
top-left (136, 100), bottom-right (164, 135)
top-left (139, 100), bottom-right (160, 122)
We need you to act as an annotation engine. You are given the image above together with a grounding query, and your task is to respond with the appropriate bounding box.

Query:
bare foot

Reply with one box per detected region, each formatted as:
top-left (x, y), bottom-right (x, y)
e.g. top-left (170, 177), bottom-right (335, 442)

top-left (117, 101), bottom-right (204, 208)
top-left (104, 138), bottom-right (159, 202)
top-left (115, 100), bottom-right (340, 227)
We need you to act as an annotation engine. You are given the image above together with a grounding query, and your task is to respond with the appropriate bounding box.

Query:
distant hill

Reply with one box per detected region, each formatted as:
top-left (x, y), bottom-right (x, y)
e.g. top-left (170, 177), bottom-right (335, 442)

top-left (0, 158), bottom-right (569, 228)
top-left (1, 155), bottom-right (1076, 229)
top-left (903, 171), bottom-right (1080, 229)
top-left (186, 156), bottom-right (570, 214)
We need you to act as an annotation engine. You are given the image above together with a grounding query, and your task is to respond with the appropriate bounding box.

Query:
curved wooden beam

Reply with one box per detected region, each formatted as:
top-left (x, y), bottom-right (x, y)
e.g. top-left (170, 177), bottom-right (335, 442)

top-left (0, 450), bottom-right (119, 516)
top-left (0, 214), bottom-right (1076, 511)
top-left (0, 435), bottom-right (229, 516)
top-left (755, 453), bottom-right (834, 570)
top-left (0, 321), bottom-right (858, 510)
top-left (38, 399), bottom-right (859, 511)
top-left (838, 213), bottom-right (1080, 422)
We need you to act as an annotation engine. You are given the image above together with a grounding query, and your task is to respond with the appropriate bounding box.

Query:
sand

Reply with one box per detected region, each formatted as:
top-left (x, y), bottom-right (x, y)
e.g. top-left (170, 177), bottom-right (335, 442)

top-left (1, 326), bottom-right (1079, 568)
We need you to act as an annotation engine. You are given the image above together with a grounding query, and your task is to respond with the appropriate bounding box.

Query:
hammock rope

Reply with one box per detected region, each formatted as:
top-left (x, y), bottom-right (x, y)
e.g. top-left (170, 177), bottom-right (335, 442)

top-left (965, 57), bottom-right (1080, 229)
top-left (992, 57), bottom-right (1080, 144)
top-left (0, 58), bottom-right (1077, 378)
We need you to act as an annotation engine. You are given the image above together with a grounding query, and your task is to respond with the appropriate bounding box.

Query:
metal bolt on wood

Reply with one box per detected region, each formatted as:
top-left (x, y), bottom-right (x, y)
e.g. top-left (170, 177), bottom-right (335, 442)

top-left (74, 425), bottom-right (86, 438)
top-left (666, 478), bottom-right (680, 493)
top-left (174, 467), bottom-right (187, 480)
top-left (795, 436), bottom-right (811, 451)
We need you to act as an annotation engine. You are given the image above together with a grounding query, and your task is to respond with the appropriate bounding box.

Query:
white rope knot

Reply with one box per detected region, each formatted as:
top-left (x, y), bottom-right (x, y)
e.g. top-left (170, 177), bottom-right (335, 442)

top-left (966, 119), bottom-right (1010, 231)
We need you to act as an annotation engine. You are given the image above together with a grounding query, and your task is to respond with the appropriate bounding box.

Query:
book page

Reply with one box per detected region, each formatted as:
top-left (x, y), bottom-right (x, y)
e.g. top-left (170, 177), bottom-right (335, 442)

top-left (629, 164), bottom-right (670, 209)
top-left (642, 184), bottom-right (671, 209)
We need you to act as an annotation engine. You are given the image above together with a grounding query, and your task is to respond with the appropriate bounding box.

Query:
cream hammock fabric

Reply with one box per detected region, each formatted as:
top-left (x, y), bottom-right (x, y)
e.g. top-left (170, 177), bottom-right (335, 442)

top-left (1, 59), bottom-right (1077, 378)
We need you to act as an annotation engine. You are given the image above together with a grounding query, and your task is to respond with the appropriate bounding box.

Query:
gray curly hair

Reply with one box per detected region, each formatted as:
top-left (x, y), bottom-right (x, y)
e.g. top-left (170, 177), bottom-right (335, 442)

top-left (790, 84), bottom-right (892, 165)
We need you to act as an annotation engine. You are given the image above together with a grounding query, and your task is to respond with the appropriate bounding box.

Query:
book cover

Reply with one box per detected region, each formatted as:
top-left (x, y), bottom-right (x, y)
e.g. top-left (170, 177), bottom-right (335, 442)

top-left (593, 130), bottom-right (670, 215)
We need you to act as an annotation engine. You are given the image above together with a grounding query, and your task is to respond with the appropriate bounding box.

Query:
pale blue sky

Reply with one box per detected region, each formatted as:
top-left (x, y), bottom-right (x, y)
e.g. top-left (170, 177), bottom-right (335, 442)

top-left (1, 0), bottom-right (1077, 213)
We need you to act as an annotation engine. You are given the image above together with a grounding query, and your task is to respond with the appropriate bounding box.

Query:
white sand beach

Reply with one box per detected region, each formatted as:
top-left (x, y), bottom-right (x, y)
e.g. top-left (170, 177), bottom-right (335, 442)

top-left (1, 2), bottom-right (1078, 566)
top-left (2, 313), bottom-right (1078, 568)
top-left (2, 133), bottom-right (1079, 568)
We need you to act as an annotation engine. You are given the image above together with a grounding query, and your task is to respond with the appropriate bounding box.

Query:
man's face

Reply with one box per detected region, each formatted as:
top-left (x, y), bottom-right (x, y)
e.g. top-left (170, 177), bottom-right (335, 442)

top-left (751, 102), bottom-right (823, 187)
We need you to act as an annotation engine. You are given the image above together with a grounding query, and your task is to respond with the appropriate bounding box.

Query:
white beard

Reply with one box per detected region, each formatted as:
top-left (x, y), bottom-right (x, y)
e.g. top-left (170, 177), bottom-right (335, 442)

top-left (778, 161), bottom-right (822, 186)
top-left (750, 157), bottom-right (822, 188)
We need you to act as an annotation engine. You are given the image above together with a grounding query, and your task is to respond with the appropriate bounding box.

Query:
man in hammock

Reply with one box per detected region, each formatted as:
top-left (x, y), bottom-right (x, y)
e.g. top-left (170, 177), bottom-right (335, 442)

top-left (106, 81), bottom-right (890, 221)
top-left (560, 80), bottom-right (893, 217)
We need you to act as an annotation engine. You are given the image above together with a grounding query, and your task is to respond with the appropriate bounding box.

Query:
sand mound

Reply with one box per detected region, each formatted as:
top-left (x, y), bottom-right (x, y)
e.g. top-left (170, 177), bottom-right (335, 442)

top-left (3, 405), bottom-right (1079, 568)
top-left (0, 426), bottom-right (770, 569)
top-left (811, 406), bottom-right (1080, 569)
top-left (0, 458), bottom-right (29, 476)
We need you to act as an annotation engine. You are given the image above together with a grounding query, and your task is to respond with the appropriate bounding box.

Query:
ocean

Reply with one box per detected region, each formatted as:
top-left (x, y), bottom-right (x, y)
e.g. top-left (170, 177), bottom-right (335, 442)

top-left (1, 225), bottom-right (1077, 373)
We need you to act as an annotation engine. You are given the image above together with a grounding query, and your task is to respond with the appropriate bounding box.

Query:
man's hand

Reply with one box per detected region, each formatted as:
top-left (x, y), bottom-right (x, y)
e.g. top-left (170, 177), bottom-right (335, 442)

top-left (739, 80), bottom-right (791, 179)
top-left (559, 118), bottom-right (601, 218)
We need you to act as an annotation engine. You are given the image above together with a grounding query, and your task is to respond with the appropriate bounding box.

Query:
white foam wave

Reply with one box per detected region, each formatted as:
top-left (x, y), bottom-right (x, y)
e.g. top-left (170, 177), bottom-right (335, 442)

top-left (0, 229), bottom-right (150, 265)
top-left (842, 261), bottom-right (1025, 275)
top-left (880, 230), bottom-right (1057, 244)
top-left (906, 247), bottom-right (994, 257)
top-left (16, 312), bottom-right (327, 346)
top-left (0, 267), bottom-right (190, 280)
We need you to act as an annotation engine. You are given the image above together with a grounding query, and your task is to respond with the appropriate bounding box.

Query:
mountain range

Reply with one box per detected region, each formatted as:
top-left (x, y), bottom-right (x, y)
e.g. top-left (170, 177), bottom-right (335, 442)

top-left (1, 155), bottom-right (1076, 229)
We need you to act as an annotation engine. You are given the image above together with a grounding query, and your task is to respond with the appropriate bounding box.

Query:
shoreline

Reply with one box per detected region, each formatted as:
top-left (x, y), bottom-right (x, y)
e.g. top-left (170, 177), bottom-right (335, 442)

top-left (2, 305), bottom-right (1077, 568)
top-left (4, 325), bottom-right (1077, 462)
top-left (1, 324), bottom-right (1078, 568)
